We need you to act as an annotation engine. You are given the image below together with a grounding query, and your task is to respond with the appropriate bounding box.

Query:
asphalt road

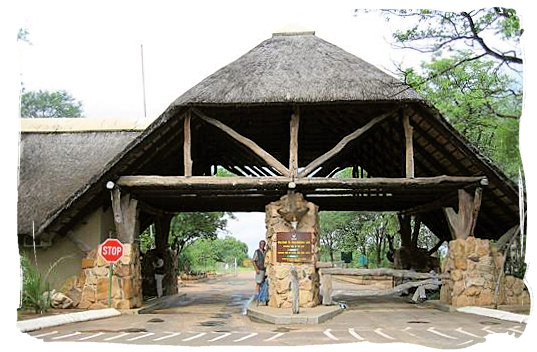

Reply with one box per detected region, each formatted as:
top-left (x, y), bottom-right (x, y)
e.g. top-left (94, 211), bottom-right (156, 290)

top-left (23, 270), bottom-right (526, 349)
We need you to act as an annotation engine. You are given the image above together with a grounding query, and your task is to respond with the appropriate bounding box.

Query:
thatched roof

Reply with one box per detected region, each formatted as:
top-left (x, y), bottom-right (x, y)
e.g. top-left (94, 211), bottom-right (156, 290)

top-left (17, 119), bottom-right (145, 236)
top-left (174, 31), bottom-right (422, 105)
top-left (18, 33), bottom-right (521, 243)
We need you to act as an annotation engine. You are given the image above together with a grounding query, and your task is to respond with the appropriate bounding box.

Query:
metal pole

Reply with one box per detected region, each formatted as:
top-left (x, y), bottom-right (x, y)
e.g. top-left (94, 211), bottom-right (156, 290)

top-left (108, 263), bottom-right (114, 307)
top-left (140, 44), bottom-right (147, 118)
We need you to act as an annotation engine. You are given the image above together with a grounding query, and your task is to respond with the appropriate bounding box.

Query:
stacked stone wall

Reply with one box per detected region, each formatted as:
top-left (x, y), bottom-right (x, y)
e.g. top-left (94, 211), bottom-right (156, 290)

top-left (440, 237), bottom-right (530, 307)
top-left (75, 243), bottom-right (143, 309)
top-left (265, 194), bottom-right (320, 308)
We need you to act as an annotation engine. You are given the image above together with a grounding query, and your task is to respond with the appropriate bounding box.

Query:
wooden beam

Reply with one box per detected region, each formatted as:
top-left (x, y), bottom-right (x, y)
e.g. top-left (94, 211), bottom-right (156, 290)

top-left (192, 108), bottom-right (290, 176)
top-left (118, 175), bottom-right (487, 191)
top-left (402, 113), bottom-right (415, 178)
top-left (289, 107), bottom-right (300, 178)
top-left (299, 110), bottom-right (396, 177)
top-left (183, 110), bottom-right (193, 176)
top-left (320, 267), bottom-right (448, 279)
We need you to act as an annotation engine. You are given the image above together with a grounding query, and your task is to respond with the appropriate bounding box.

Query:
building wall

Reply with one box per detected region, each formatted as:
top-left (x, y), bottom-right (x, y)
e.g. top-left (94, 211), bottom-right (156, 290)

top-left (23, 208), bottom-right (106, 290)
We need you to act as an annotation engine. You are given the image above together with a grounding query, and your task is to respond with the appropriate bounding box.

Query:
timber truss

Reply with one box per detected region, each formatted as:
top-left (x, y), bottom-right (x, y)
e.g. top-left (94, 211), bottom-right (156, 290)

top-left (110, 105), bottom-right (491, 243)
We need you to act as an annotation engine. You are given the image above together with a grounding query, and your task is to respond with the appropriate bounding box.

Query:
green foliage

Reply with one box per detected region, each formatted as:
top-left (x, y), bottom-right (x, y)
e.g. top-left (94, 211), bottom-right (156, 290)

top-left (378, 8), bottom-right (522, 64)
top-left (20, 89), bottom-right (83, 118)
top-left (139, 212), bottom-right (230, 257)
top-left (403, 53), bottom-right (522, 179)
top-left (19, 253), bottom-right (75, 313)
top-left (320, 211), bottom-right (402, 266)
top-left (19, 253), bottom-right (50, 314)
top-left (178, 236), bottom-right (249, 273)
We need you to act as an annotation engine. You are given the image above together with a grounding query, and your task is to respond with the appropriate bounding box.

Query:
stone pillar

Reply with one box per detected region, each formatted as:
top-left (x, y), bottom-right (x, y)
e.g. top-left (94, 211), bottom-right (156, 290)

top-left (440, 237), bottom-right (530, 307)
top-left (265, 193), bottom-right (320, 308)
top-left (79, 243), bottom-right (143, 309)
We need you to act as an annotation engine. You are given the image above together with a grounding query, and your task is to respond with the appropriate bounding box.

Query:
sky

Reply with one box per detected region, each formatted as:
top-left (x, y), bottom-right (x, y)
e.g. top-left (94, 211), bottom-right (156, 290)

top-left (2, 0), bottom-right (537, 350)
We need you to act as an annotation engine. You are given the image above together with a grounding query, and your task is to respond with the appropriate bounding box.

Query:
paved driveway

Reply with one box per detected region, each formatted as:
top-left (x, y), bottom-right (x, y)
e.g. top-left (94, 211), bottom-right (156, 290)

top-left (23, 271), bottom-right (526, 348)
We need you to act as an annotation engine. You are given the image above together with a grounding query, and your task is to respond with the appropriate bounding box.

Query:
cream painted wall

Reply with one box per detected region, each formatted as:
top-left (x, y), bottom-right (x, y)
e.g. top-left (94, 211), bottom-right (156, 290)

top-left (23, 207), bottom-right (107, 290)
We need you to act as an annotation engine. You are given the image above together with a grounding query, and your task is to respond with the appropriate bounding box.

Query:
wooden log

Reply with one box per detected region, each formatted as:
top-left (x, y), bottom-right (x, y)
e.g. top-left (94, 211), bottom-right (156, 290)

top-left (192, 108), bottom-right (290, 176)
top-left (402, 113), bottom-right (415, 178)
top-left (443, 188), bottom-right (481, 240)
top-left (299, 110), bottom-right (396, 177)
top-left (289, 108), bottom-right (300, 178)
top-left (184, 111), bottom-right (193, 176)
top-left (331, 279), bottom-right (440, 297)
top-left (154, 214), bottom-right (173, 250)
top-left (319, 268), bottom-right (447, 279)
top-left (320, 273), bottom-right (333, 305)
top-left (117, 175), bottom-right (488, 190)
top-left (111, 188), bottom-right (139, 243)
top-left (469, 187), bottom-right (483, 237)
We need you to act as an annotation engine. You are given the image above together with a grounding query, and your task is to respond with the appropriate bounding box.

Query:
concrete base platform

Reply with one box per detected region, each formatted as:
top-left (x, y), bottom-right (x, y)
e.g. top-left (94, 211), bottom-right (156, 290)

top-left (246, 301), bottom-right (343, 324)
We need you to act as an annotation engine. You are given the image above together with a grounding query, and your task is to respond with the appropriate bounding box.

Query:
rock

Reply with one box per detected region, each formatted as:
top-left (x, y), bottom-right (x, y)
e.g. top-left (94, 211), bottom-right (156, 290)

top-left (476, 239), bottom-right (490, 257)
top-left (65, 287), bottom-right (82, 307)
top-left (468, 254), bottom-right (480, 262)
top-left (452, 281), bottom-right (465, 297)
top-left (81, 258), bottom-right (95, 269)
top-left (465, 236), bottom-right (476, 256)
top-left (454, 257), bottom-right (467, 270)
top-left (475, 290), bottom-right (494, 306)
top-left (466, 277), bottom-right (485, 287)
top-left (465, 286), bottom-right (481, 297)
top-left (80, 285), bottom-right (96, 304)
top-left (451, 270), bottom-right (463, 282)
top-left (51, 291), bottom-right (74, 309)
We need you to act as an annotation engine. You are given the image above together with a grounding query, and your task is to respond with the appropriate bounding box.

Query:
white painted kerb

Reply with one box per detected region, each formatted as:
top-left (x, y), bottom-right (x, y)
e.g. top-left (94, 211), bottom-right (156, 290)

top-left (17, 308), bottom-right (121, 333)
top-left (457, 306), bottom-right (529, 324)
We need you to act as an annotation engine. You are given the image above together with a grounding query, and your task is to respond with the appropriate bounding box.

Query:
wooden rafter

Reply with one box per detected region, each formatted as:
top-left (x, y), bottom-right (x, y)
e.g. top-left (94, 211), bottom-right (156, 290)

top-left (299, 110), bottom-right (396, 177)
top-left (402, 112), bottom-right (415, 178)
top-left (289, 106), bottom-right (300, 178)
top-left (184, 110), bottom-right (193, 176)
top-left (192, 108), bottom-right (290, 176)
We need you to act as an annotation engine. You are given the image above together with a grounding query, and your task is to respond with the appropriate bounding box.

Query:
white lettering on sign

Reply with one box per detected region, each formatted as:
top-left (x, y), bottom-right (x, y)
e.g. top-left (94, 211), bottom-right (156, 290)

top-left (102, 246), bottom-right (123, 256)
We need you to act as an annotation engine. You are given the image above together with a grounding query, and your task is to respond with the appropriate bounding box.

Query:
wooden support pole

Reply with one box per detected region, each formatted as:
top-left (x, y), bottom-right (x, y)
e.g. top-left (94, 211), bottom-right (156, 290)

top-left (320, 273), bottom-right (333, 305)
top-left (299, 110), bottom-right (396, 177)
top-left (192, 108), bottom-right (290, 176)
top-left (402, 113), bottom-right (415, 178)
top-left (184, 110), bottom-right (193, 176)
top-left (289, 107), bottom-right (300, 178)
top-left (110, 187), bottom-right (139, 243)
top-left (443, 188), bottom-right (482, 240)
top-left (155, 214), bottom-right (173, 250)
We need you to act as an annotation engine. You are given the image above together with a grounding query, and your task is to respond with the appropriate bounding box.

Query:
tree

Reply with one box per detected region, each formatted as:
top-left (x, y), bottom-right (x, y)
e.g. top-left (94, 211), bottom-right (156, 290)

top-left (377, 8), bottom-right (522, 70)
top-left (20, 89), bottom-right (84, 118)
top-left (403, 54), bottom-right (522, 179)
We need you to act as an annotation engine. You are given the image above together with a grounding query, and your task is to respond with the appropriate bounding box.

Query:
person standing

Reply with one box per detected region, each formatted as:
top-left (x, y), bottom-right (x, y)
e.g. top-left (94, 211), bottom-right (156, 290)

top-left (153, 256), bottom-right (165, 298)
top-left (252, 240), bottom-right (267, 294)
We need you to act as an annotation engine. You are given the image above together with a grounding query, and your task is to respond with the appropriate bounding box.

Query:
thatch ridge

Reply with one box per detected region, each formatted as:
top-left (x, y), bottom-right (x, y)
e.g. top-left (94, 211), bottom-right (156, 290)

top-left (173, 33), bottom-right (423, 106)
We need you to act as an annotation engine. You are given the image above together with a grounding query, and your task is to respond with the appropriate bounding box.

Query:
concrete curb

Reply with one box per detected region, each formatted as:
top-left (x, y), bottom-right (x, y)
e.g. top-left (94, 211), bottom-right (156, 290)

top-left (246, 300), bottom-right (343, 324)
top-left (17, 308), bottom-right (122, 333)
top-left (456, 306), bottom-right (529, 324)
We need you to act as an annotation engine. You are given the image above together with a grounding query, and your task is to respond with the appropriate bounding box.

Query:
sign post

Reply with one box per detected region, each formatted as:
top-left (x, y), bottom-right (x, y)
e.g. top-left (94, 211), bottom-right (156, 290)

top-left (99, 238), bottom-right (124, 307)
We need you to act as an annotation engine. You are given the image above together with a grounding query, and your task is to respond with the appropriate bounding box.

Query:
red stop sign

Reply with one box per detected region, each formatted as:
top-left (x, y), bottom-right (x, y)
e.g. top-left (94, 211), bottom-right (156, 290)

top-left (99, 238), bottom-right (124, 263)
